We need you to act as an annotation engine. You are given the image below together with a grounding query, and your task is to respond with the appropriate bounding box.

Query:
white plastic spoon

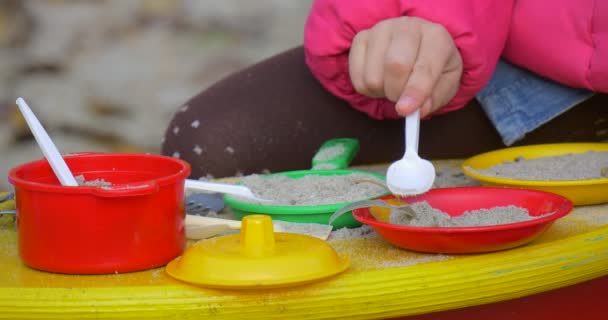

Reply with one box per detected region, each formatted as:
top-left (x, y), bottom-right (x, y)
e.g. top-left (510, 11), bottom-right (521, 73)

top-left (16, 97), bottom-right (78, 186)
top-left (386, 109), bottom-right (435, 196)
top-left (185, 179), bottom-right (272, 203)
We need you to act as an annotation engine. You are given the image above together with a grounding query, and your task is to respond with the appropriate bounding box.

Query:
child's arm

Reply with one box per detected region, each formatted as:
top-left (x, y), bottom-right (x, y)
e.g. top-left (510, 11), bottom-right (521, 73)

top-left (304, 0), bottom-right (514, 119)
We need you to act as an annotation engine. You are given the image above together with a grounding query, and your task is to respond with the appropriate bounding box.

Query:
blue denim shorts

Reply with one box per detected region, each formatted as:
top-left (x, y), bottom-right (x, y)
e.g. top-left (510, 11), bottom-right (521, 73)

top-left (476, 60), bottom-right (593, 146)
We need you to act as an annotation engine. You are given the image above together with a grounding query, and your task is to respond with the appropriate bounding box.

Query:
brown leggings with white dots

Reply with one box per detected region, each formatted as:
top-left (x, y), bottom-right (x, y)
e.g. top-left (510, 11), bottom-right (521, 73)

top-left (162, 46), bottom-right (608, 180)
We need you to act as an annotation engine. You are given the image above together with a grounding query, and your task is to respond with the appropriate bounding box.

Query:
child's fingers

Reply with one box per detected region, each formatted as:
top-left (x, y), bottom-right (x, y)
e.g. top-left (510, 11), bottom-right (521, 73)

top-left (426, 45), bottom-right (463, 114)
top-left (420, 97), bottom-right (433, 118)
top-left (361, 21), bottom-right (393, 98)
top-left (349, 31), bottom-right (369, 95)
top-left (430, 66), bottom-right (463, 114)
top-left (396, 23), bottom-right (453, 116)
top-left (383, 23), bottom-right (421, 102)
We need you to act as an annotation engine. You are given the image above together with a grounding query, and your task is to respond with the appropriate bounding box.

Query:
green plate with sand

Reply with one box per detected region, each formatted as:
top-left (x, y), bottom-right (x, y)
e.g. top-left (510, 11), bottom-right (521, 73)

top-left (224, 138), bottom-right (390, 229)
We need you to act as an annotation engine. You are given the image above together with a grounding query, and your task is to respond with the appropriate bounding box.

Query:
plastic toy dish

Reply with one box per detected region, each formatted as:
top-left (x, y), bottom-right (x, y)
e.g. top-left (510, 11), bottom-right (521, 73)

top-left (166, 215), bottom-right (349, 289)
top-left (8, 153), bottom-right (190, 274)
top-left (352, 187), bottom-right (573, 254)
top-left (222, 138), bottom-right (389, 229)
top-left (224, 169), bottom-right (389, 229)
top-left (462, 143), bottom-right (608, 205)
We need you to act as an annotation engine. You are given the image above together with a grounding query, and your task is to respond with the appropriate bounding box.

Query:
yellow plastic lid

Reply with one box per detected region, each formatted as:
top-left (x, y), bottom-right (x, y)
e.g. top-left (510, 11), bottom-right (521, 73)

top-left (166, 215), bottom-right (349, 289)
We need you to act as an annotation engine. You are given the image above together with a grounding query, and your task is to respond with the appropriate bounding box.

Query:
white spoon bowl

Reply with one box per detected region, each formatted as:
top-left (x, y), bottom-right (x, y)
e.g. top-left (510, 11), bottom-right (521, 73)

top-left (386, 109), bottom-right (436, 196)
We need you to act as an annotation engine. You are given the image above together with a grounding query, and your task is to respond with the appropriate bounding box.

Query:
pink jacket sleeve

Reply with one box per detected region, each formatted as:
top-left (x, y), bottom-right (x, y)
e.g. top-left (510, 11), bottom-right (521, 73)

top-left (304, 0), bottom-right (514, 119)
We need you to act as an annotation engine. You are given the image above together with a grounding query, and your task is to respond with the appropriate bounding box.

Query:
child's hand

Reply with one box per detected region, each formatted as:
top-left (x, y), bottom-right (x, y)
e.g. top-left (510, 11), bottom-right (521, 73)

top-left (349, 16), bottom-right (463, 117)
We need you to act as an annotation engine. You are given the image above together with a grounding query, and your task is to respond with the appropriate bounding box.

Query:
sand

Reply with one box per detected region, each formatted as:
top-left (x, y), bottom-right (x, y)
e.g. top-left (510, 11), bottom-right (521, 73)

top-left (329, 225), bottom-right (377, 240)
top-left (469, 151), bottom-right (608, 180)
top-left (237, 173), bottom-right (387, 205)
top-left (389, 201), bottom-right (540, 227)
top-left (312, 144), bottom-right (346, 162)
top-left (311, 163), bottom-right (339, 170)
top-left (75, 175), bottom-right (112, 187)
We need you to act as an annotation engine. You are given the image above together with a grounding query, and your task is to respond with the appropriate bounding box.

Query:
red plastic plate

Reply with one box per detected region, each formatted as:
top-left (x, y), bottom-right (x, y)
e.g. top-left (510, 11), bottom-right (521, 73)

top-left (353, 187), bottom-right (573, 254)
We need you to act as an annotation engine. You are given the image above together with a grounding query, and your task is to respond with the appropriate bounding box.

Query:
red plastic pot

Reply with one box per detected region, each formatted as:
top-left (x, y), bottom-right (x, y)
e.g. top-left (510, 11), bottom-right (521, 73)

top-left (8, 153), bottom-right (191, 274)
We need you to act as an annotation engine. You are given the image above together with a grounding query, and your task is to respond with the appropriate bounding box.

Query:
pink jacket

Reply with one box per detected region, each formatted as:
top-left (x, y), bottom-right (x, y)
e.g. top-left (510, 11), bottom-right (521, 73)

top-left (304, 0), bottom-right (608, 120)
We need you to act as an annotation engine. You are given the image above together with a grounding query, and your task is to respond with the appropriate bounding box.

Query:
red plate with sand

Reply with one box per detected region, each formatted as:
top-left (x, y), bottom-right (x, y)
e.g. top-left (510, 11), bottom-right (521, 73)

top-left (352, 187), bottom-right (573, 254)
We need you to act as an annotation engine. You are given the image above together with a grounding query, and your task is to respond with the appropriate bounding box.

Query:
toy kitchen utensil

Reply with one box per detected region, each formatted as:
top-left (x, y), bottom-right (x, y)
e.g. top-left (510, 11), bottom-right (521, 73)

top-left (185, 179), bottom-right (271, 203)
top-left (11, 98), bottom-right (190, 274)
top-left (462, 143), bottom-right (608, 205)
top-left (166, 215), bottom-right (349, 289)
top-left (184, 193), bottom-right (225, 216)
top-left (329, 199), bottom-right (417, 225)
top-left (16, 97), bottom-right (78, 186)
top-left (9, 152), bottom-right (190, 274)
top-left (352, 187), bottom-right (573, 254)
top-left (386, 110), bottom-right (435, 196)
top-left (224, 138), bottom-right (389, 229)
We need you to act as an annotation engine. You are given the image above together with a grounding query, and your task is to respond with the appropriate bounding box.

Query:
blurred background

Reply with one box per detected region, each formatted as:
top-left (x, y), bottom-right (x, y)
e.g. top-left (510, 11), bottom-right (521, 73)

top-left (0, 0), bottom-right (313, 190)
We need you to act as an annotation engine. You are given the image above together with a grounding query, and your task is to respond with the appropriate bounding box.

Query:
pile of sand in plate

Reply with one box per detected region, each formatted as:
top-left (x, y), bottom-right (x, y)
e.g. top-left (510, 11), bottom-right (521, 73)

top-left (236, 173), bottom-right (387, 205)
top-left (468, 151), bottom-right (608, 180)
top-left (389, 201), bottom-right (544, 227)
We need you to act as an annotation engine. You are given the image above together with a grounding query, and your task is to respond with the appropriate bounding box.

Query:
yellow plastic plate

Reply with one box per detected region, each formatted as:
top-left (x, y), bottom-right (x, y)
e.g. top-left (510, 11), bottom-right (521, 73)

top-left (462, 143), bottom-right (608, 205)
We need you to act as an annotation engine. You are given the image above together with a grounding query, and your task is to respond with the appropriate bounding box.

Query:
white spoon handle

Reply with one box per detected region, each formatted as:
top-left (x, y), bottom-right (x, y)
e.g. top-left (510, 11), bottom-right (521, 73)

top-left (185, 179), bottom-right (267, 202)
top-left (16, 97), bottom-right (78, 186)
top-left (405, 109), bottom-right (420, 157)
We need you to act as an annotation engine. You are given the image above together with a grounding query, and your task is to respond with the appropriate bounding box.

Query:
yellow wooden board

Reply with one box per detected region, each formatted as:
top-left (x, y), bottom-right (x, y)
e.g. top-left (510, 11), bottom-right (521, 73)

top-left (1, 161), bottom-right (608, 319)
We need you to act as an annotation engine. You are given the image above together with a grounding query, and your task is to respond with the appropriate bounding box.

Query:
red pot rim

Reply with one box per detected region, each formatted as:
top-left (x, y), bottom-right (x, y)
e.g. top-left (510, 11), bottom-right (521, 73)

top-left (8, 153), bottom-right (191, 198)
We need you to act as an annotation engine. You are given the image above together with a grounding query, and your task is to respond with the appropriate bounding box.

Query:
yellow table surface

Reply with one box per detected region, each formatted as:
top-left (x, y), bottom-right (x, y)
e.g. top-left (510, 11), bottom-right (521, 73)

top-left (1, 161), bottom-right (608, 319)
